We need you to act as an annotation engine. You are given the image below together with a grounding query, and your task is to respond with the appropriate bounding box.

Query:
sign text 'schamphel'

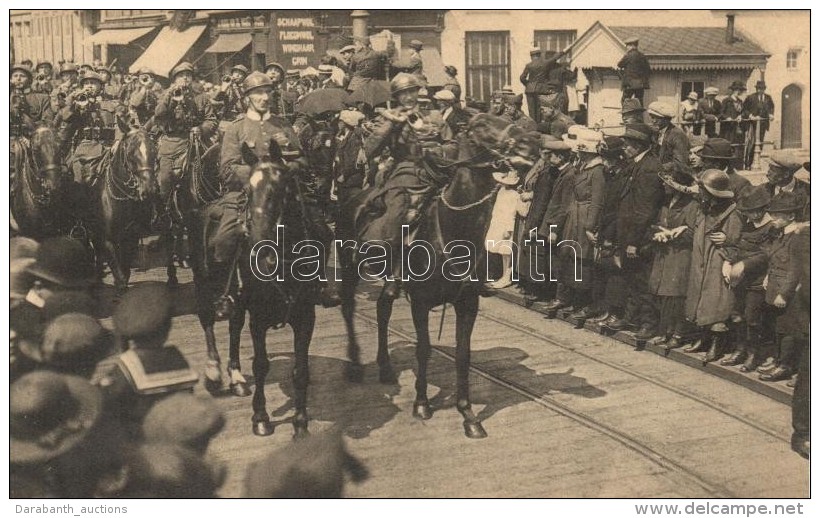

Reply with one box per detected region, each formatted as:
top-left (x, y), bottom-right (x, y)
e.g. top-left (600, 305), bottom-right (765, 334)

top-left (275, 15), bottom-right (317, 67)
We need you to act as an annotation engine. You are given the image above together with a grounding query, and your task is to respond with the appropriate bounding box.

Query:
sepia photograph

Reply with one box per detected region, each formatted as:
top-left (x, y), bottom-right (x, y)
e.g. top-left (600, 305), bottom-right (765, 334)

top-left (7, 4), bottom-right (812, 504)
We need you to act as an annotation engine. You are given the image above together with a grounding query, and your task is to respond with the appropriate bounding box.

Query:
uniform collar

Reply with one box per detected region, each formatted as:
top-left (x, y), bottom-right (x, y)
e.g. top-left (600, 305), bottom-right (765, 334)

top-left (246, 109), bottom-right (271, 122)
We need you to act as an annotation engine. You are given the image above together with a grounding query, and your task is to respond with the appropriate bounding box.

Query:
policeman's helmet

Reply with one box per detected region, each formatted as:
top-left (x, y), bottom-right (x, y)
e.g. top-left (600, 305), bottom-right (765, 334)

top-left (242, 72), bottom-right (274, 95)
top-left (390, 73), bottom-right (422, 97)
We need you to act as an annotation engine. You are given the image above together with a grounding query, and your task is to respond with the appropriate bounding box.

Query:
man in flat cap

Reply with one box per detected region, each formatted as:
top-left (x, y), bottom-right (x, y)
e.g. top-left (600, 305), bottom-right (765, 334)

top-left (520, 47), bottom-right (568, 123)
top-left (647, 101), bottom-right (689, 178)
top-left (698, 86), bottom-right (722, 138)
top-left (764, 150), bottom-right (810, 221)
top-left (617, 36), bottom-right (650, 105)
top-left (404, 39), bottom-right (427, 85)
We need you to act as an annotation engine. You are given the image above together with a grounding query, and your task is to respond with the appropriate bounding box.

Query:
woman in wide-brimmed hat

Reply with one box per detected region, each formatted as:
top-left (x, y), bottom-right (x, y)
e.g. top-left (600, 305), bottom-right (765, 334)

top-left (647, 163), bottom-right (700, 349)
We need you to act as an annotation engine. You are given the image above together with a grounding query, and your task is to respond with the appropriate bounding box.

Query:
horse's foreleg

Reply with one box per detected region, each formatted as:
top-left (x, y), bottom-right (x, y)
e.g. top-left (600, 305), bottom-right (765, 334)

top-left (290, 305), bottom-right (315, 440)
top-left (341, 262), bottom-right (364, 383)
top-left (376, 287), bottom-right (397, 384)
top-left (227, 295), bottom-right (250, 397)
top-left (454, 294), bottom-right (486, 439)
top-left (411, 299), bottom-right (433, 420)
top-left (250, 318), bottom-right (273, 436)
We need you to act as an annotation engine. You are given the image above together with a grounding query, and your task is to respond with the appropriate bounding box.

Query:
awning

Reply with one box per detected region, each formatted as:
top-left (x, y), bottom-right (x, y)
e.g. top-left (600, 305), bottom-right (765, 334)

top-left (87, 27), bottom-right (155, 46)
top-left (129, 24), bottom-right (207, 77)
top-left (205, 33), bottom-right (251, 54)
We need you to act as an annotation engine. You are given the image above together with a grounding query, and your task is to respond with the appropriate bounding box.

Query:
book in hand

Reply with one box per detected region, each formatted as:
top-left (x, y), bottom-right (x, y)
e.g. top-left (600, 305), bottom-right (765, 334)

top-left (117, 346), bottom-right (199, 395)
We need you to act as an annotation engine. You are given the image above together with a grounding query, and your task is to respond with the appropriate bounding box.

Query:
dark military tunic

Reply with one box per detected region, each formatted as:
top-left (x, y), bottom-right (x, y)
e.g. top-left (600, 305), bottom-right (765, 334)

top-left (347, 48), bottom-right (393, 92)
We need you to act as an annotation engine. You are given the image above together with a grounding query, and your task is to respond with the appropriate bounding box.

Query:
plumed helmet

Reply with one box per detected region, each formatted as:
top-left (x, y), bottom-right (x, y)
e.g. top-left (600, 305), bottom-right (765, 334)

top-left (699, 169), bottom-right (734, 199)
top-left (390, 73), bottom-right (422, 97)
top-left (242, 71), bottom-right (274, 95)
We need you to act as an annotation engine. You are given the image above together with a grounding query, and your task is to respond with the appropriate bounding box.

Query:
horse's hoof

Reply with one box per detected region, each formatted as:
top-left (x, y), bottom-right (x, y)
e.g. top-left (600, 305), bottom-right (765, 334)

top-left (412, 401), bottom-right (433, 420)
top-left (253, 420), bottom-right (274, 437)
top-left (230, 382), bottom-right (252, 397)
top-left (379, 365), bottom-right (398, 384)
top-left (204, 361), bottom-right (222, 383)
top-left (345, 362), bottom-right (364, 383)
top-left (463, 420), bottom-right (488, 439)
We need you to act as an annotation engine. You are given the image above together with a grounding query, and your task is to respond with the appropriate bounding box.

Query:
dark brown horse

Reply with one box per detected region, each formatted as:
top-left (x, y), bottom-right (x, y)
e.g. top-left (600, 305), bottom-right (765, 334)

top-left (161, 135), bottom-right (221, 288)
top-left (193, 142), bottom-right (316, 438)
top-left (338, 119), bottom-right (517, 438)
top-left (98, 129), bottom-right (157, 293)
top-left (11, 125), bottom-right (64, 238)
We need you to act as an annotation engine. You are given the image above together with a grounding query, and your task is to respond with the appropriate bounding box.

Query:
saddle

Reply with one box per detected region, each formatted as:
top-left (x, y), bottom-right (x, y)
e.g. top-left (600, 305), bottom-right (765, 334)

top-left (353, 156), bottom-right (453, 246)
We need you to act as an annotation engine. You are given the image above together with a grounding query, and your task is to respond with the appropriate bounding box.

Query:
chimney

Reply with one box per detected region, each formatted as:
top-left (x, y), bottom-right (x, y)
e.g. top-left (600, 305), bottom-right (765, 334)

top-left (725, 14), bottom-right (735, 44)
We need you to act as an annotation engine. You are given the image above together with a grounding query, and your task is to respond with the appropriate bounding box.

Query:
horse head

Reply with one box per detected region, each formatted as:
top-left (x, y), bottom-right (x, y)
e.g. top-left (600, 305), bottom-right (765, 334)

top-left (29, 125), bottom-right (62, 195)
top-left (122, 129), bottom-right (157, 201)
top-left (244, 139), bottom-right (294, 247)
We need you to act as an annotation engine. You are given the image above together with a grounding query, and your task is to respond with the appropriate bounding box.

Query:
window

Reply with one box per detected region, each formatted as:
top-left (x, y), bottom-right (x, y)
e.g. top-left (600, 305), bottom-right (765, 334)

top-left (100, 10), bottom-right (164, 22)
top-left (465, 31), bottom-right (511, 102)
top-left (533, 30), bottom-right (576, 56)
top-left (681, 81), bottom-right (705, 101)
top-left (787, 48), bottom-right (801, 69)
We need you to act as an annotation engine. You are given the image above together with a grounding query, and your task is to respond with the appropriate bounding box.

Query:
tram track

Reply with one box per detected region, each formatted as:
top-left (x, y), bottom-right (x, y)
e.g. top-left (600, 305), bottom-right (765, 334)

top-left (351, 295), bottom-right (792, 498)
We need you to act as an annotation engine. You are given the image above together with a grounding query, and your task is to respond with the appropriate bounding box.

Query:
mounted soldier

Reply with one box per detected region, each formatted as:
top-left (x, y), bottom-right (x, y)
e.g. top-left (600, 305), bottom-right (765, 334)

top-left (10, 64), bottom-right (54, 131)
top-left (356, 72), bottom-right (453, 298)
top-left (153, 62), bottom-right (218, 222)
top-left (59, 71), bottom-right (120, 187)
top-left (126, 67), bottom-right (161, 130)
top-left (213, 64), bottom-right (249, 125)
top-left (212, 71), bottom-right (341, 307)
top-left (263, 62), bottom-right (287, 116)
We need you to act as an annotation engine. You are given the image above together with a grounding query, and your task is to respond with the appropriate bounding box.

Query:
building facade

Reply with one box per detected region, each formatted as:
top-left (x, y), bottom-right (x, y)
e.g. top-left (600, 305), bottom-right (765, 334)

top-left (441, 9), bottom-right (808, 150)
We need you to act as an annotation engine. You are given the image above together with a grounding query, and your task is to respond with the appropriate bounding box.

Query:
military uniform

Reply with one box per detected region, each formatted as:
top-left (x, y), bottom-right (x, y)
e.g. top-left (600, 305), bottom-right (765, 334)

top-left (60, 84), bottom-right (119, 185)
top-left (153, 63), bottom-right (218, 206)
top-left (214, 86), bottom-right (308, 262)
top-left (347, 44), bottom-right (394, 92)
